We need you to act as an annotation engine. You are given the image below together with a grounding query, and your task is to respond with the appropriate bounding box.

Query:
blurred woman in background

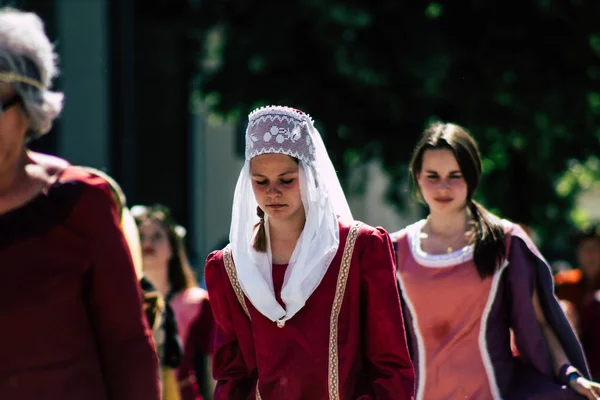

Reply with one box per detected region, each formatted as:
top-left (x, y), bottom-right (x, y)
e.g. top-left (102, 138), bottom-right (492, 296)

top-left (133, 204), bottom-right (214, 399)
top-left (555, 226), bottom-right (600, 380)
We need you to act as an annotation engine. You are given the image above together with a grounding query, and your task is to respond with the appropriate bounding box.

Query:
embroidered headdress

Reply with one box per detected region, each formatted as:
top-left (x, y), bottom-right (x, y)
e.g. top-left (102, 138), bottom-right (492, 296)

top-left (245, 106), bottom-right (316, 164)
top-left (229, 105), bottom-right (352, 325)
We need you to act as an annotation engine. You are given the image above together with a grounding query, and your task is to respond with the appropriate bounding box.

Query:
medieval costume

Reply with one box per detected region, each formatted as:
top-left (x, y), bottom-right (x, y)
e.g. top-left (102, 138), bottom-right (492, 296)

top-left (393, 221), bottom-right (590, 399)
top-left (205, 106), bottom-right (415, 399)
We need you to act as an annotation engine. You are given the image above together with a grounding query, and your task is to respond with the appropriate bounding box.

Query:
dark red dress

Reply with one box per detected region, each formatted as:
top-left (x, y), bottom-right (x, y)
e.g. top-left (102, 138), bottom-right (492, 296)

top-left (205, 221), bottom-right (415, 400)
top-left (178, 295), bottom-right (215, 400)
top-left (0, 166), bottom-right (160, 400)
top-left (555, 270), bottom-right (600, 379)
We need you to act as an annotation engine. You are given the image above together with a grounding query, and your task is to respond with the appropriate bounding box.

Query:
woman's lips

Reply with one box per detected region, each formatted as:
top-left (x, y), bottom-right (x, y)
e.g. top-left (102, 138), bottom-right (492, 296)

top-left (434, 197), bottom-right (453, 203)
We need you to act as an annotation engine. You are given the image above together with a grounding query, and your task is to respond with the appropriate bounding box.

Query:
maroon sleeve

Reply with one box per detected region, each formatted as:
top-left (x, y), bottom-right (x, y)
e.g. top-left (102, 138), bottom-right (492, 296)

top-left (178, 296), bottom-right (215, 399)
top-left (205, 251), bottom-right (257, 400)
top-left (79, 176), bottom-right (160, 400)
top-left (581, 296), bottom-right (600, 380)
top-left (359, 227), bottom-right (415, 400)
top-left (195, 297), bottom-right (215, 355)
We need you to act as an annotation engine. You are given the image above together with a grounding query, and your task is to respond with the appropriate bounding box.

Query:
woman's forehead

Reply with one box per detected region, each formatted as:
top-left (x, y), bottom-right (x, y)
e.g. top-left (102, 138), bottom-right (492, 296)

top-left (139, 219), bottom-right (166, 232)
top-left (250, 153), bottom-right (299, 172)
top-left (421, 148), bottom-right (459, 169)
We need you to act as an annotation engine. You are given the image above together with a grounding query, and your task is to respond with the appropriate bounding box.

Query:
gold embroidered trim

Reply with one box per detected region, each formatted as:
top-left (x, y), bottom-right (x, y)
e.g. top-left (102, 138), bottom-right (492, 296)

top-left (223, 245), bottom-right (251, 319)
top-left (328, 222), bottom-right (362, 400)
top-left (223, 246), bottom-right (262, 398)
top-left (223, 223), bottom-right (361, 400)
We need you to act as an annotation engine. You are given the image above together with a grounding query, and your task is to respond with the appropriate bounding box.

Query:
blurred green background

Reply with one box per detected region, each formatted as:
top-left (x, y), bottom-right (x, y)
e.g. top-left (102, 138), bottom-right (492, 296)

top-left (5, 0), bottom-right (600, 268)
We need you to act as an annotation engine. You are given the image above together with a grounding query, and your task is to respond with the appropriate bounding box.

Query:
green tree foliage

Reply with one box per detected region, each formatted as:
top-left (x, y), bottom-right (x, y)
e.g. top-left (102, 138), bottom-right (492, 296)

top-left (188, 0), bottom-right (600, 258)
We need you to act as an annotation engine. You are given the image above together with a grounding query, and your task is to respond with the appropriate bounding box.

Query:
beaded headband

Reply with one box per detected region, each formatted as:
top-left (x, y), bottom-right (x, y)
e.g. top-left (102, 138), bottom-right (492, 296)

top-left (0, 72), bottom-right (44, 90)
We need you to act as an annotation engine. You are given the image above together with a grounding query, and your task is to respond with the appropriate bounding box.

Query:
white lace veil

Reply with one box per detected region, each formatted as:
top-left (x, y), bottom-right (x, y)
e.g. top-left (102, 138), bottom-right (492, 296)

top-left (229, 106), bottom-right (352, 325)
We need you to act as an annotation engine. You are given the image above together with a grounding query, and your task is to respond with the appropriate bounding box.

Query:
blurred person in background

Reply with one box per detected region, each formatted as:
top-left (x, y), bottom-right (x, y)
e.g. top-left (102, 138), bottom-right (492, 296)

top-left (0, 7), bottom-right (159, 399)
top-left (391, 121), bottom-right (599, 399)
top-left (547, 260), bottom-right (581, 334)
top-left (83, 168), bottom-right (184, 400)
top-left (552, 259), bottom-right (574, 275)
top-left (580, 293), bottom-right (600, 381)
top-left (133, 204), bottom-right (214, 399)
top-left (205, 105), bottom-right (415, 399)
top-left (555, 225), bottom-right (600, 380)
top-left (99, 188), bottom-right (181, 400)
top-left (555, 226), bottom-right (600, 323)
top-left (138, 274), bottom-right (184, 400)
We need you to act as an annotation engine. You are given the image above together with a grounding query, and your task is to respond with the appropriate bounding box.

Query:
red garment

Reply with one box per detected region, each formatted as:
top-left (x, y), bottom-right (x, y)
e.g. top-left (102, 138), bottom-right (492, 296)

top-left (555, 269), bottom-right (588, 317)
top-left (205, 222), bottom-right (415, 400)
top-left (581, 295), bottom-right (600, 380)
top-left (186, 296), bottom-right (215, 356)
top-left (0, 167), bottom-right (160, 400)
top-left (555, 269), bottom-right (600, 378)
top-left (178, 295), bottom-right (215, 400)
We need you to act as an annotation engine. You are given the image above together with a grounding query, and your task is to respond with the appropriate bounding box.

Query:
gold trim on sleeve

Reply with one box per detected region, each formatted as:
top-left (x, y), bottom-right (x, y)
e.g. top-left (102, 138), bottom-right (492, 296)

top-left (328, 222), bottom-right (362, 400)
top-left (223, 246), bottom-right (262, 399)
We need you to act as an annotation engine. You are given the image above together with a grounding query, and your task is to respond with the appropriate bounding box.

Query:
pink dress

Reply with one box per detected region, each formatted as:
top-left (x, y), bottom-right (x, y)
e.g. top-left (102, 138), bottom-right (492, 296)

top-left (170, 287), bottom-right (210, 346)
top-left (392, 220), bottom-right (589, 400)
top-left (395, 220), bottom-right (494, 399)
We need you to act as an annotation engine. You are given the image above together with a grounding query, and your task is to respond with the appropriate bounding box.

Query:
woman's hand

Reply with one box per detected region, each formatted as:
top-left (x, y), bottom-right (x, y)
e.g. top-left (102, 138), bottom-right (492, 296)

top-left (569, 376), bottom-right (600, 400)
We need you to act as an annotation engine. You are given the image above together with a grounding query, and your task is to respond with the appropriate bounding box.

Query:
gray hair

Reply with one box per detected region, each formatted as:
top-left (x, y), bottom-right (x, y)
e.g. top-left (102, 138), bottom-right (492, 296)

top-left (0, 7), bottom-right (63, 139)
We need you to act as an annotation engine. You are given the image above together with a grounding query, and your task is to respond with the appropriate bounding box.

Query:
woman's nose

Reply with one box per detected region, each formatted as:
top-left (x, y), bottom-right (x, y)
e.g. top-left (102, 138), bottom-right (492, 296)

top-left (267, 184), bottom-right (281, 198)
top-left (439, 178), bottom-right (451, 189)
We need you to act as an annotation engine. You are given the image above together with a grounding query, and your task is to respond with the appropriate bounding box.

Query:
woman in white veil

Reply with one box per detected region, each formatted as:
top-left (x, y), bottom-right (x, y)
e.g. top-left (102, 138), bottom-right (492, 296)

top-left (205, 105), bottom-right (414, 399)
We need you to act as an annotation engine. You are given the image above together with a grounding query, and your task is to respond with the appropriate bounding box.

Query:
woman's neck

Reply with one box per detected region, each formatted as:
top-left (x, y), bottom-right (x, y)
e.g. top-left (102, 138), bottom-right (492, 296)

top-left (268, 215), bottom-right (305, 243)
top-left (0, 149), bottom-right (29, 194)
top-left (426, 209), bottom-right (469, 237)
top-left (144, 265), bottom-right (171, 297)
top-left (268, 215), bottom-right (305, 264)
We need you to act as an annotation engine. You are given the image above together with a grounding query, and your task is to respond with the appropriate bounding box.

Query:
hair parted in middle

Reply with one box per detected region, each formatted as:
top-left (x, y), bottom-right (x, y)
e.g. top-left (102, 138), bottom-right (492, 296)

top-left (409, 121), bottom-right (506, 278)
top-left (131, 204), bottom-right (197, 295)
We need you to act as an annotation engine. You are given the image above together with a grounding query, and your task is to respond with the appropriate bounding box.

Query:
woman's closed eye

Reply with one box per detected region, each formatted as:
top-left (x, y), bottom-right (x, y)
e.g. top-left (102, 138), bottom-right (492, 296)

top-left (253, 177), bottom-right (295, 186)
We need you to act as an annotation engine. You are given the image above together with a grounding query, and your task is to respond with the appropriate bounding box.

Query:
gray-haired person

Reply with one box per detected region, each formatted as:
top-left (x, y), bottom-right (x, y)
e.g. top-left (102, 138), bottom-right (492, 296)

top-left (0, 8), bottom-right (160, 400)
